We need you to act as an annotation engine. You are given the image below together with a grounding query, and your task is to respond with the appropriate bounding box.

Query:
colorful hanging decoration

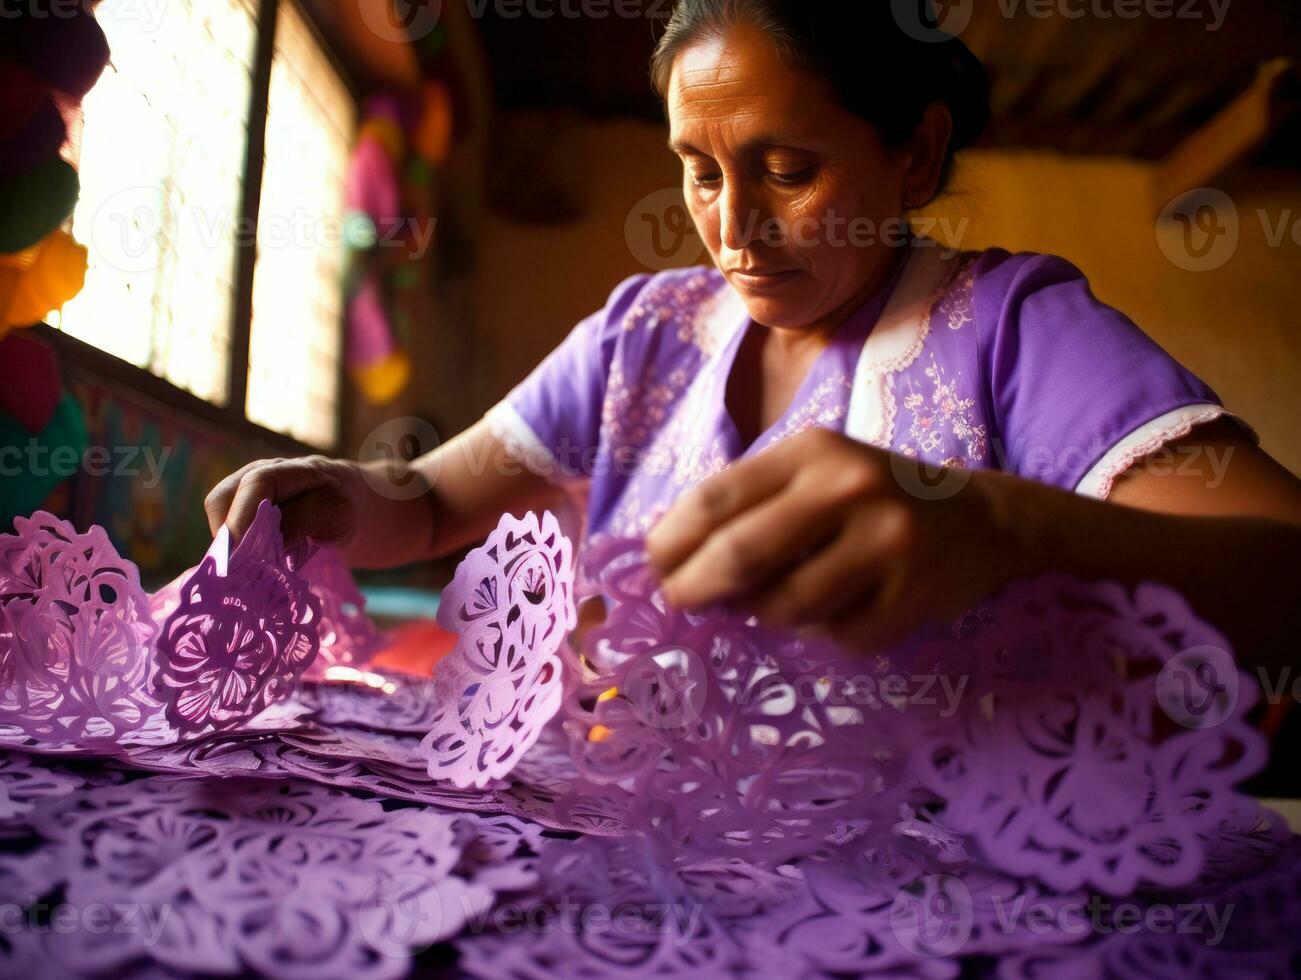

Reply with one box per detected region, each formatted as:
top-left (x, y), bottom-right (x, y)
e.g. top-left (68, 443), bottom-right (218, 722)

top-left (0, 393), bottom-right (87, 528)
top-left (414, 80), bottom-right (454, 167)
top-left (343, 97), bottom-right (412, 405)
top-left (0, 0), bottom-right (108, 333)
top-left (342, 82), bottom-right (456, 406)
top-left (0, 329), bottom-right (61, 434)
top-left (0, 328), bottom-right (86, 526)
top-left (0, 229), bottom-right (88, 335)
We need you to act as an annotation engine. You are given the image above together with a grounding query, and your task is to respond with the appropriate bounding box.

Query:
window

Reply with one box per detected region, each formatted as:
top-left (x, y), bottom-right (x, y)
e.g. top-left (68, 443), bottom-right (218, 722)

top-left (247, 0), bottom-right (354, 448)
top-left (51, 0), bottom-right (354, 449)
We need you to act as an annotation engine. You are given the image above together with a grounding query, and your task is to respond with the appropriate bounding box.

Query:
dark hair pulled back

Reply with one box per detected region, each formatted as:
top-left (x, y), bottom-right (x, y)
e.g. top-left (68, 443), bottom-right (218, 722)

top-left (651, 1), bottom-right (990, 194)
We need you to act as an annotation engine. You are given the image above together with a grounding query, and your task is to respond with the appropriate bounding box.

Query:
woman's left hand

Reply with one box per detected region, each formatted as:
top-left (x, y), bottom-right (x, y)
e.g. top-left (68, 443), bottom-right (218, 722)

top-left (645, 427), bottom-right (1028, 653)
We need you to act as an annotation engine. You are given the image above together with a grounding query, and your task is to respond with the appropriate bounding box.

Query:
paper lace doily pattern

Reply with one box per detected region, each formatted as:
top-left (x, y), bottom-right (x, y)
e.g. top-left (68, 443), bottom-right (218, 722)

top-left (153, 501), bottom-right (321, 737)
top-left (13, 775), bottom-right (526, 980)
top-left (298, 545), bottom-right (383, 680)
top-left (420, 511), bottom-right (576, 789)
top-left (0, 513), bottom-right (159, 744)
top-left (0, 507), bottom-right (1295, 978)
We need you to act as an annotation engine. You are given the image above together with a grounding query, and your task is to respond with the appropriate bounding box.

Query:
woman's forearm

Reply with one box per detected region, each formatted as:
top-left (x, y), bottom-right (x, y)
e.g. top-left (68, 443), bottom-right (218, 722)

top-left (340, 420), bottom-right (565, 570)
top-left (991, 470), bottom-right (1301, 674)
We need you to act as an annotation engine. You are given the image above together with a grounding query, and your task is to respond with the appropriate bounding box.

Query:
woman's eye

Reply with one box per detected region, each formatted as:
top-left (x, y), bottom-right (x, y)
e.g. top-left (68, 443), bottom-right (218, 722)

top-left (690, 172), bottom-right (722, 189)
top-left (768, 167), bottom-right (815, 186)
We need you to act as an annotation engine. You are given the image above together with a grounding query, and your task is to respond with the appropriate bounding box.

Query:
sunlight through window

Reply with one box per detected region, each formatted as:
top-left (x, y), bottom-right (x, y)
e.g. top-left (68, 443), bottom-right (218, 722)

top-left (245, 0), bottom-right (355, 449)
top-left (54, 0), bottom-right (259, 406)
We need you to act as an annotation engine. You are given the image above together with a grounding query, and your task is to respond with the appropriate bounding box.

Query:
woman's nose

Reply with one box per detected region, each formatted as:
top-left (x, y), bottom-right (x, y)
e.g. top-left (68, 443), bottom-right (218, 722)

top-left (718, 181), bottom-right (767, 252)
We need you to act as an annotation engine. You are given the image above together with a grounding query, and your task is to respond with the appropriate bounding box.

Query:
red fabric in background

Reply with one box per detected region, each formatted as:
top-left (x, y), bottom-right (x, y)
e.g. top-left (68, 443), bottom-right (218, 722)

top-left (0, 64), bottom-right (47, 139)
top-left (0, 330), bottom-right (61, 433)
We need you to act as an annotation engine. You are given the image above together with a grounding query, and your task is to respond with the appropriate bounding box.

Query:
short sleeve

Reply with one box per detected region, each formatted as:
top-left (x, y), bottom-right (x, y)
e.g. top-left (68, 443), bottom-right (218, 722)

top-left (976, 252), bottom-right (1230, 496)
top-left (485, 273), bottom-right (650, 481)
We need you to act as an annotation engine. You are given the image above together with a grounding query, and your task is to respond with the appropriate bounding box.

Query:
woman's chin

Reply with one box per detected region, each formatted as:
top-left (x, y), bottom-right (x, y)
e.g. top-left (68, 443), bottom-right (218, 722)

top-left (733, 287), bottom-right (818, 330)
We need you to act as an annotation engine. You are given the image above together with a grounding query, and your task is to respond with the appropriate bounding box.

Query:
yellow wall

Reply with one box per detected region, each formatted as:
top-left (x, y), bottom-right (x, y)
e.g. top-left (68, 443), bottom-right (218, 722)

top-left (927, 154), bottom-right (1301, 475)
top-left (471, 119), bottom-right (1300, 474)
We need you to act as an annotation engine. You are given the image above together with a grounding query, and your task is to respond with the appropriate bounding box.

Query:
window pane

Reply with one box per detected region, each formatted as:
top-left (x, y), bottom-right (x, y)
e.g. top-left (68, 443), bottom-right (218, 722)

top-left (245, 0), bottom-right (355, 449)
top-left (53, 0), bottom-right (260, 406)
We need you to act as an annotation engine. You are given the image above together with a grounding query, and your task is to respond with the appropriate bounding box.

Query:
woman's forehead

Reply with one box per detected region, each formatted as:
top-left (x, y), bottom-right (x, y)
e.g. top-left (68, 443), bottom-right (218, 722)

top-left (667, 30), bottom-right (829, 147)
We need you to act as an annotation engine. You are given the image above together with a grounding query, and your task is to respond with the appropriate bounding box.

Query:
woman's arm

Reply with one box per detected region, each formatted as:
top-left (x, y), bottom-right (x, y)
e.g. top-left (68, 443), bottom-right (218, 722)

top-left (646, 424), bottom-right (1301, 674)
top-left (993, 420), bottom-right (1301, 673)
top-left (204, 418), bottom-right (565, 569)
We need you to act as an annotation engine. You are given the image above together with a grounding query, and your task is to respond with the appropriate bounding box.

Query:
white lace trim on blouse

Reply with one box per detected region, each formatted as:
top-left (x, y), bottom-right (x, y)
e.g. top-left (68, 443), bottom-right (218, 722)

top-left (1075, 404), bottom-right (1231, 499)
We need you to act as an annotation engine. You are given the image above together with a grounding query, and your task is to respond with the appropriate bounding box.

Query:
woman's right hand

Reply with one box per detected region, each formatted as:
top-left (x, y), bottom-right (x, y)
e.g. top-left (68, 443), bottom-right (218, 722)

top-left (204, 455), bottom-right (370, 549)
top-left (202, 419), bottom-right (565, 569)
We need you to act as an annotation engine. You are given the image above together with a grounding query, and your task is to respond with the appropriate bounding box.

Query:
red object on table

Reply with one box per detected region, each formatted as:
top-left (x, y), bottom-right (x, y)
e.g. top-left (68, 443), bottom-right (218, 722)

top-left (371, 619), bottom-right (458, 676)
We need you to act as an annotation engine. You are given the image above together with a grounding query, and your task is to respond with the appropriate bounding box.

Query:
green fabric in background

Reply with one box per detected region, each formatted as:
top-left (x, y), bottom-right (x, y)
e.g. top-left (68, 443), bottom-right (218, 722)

top-left (0, 391), bottom-right (88, 528)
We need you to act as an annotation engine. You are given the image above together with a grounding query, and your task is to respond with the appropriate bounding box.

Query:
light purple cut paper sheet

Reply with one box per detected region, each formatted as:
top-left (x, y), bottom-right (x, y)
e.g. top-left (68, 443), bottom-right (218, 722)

top-left (0, 505), bottom-right (1296, 978)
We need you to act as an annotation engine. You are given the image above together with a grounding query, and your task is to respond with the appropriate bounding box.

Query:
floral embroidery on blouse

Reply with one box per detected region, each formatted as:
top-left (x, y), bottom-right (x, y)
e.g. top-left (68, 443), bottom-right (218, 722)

top-left (624, 268), bottom-right (730, 356)
top-left (758, 373), bottom-right (854, 450)
top-left (507, 246), bottom-right (1226, 543)
top-left (898, 353), bottom-right (989, 465)
top-left (601, 363), bottom-right (690, 452)
top-left (602, 273), bottom-right (741, 537)
top-left (936, 260), bottom-right (976, 331)
top-left (602, 273), bottom-right (733, 457)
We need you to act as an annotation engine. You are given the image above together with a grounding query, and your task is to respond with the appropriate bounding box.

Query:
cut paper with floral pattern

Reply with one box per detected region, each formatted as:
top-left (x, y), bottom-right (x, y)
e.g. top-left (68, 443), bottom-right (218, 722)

top-left (297, 546), bottom-right (383, 679)
top-left (421, 511), bottom-right (576, 789)
top-left (0, 512), bottom-right (160, 745)
top-left (0, 502), bottom-right (1294, 979)
top-left (121, 728), bottom-right (505, 816)
top-left (153, 501), bottom-right (321, 737)
top-left (21, 775), bottom-right (499, 980)
top-left (0, 749), bottom-right (83, 837)
top-left (560, 535), bottom-right (915, 866)
top-left (907, 576), bottom-right (1269, 895)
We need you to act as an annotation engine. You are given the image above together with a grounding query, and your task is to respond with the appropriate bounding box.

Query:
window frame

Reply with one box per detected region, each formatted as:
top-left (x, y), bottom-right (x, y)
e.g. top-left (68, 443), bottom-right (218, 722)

top-left (36, 0), bottom-right (356, 457)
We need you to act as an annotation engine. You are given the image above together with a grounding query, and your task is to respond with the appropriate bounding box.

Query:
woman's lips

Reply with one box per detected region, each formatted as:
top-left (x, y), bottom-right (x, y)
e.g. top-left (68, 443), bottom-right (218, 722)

top-left (728, 268), bottom-right (800, 290)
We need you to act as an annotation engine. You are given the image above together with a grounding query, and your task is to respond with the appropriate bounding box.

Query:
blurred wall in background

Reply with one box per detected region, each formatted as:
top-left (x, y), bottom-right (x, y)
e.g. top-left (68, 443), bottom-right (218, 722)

top-left (466, 118), bottom-right (1301, 476)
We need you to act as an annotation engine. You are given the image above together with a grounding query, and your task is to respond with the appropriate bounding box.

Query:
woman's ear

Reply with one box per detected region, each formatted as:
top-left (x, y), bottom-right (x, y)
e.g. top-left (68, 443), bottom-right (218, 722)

top-left (902, 103), bottom-right (954, 209)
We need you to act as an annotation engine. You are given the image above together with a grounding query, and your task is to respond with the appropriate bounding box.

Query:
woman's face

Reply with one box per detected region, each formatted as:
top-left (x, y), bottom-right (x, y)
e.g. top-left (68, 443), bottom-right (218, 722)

top-left (667, 25), bottom-right (912, 331)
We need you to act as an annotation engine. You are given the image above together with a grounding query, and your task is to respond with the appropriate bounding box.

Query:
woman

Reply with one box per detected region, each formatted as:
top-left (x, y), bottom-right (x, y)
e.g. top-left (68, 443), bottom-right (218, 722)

top-left (208, 3), bottom-right (1300, 671)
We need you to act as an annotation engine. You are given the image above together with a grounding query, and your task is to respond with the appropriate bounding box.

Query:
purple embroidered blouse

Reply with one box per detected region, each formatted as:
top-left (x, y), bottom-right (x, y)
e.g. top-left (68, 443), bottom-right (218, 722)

top-left (489, 243), bottom-right (1228, 540)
